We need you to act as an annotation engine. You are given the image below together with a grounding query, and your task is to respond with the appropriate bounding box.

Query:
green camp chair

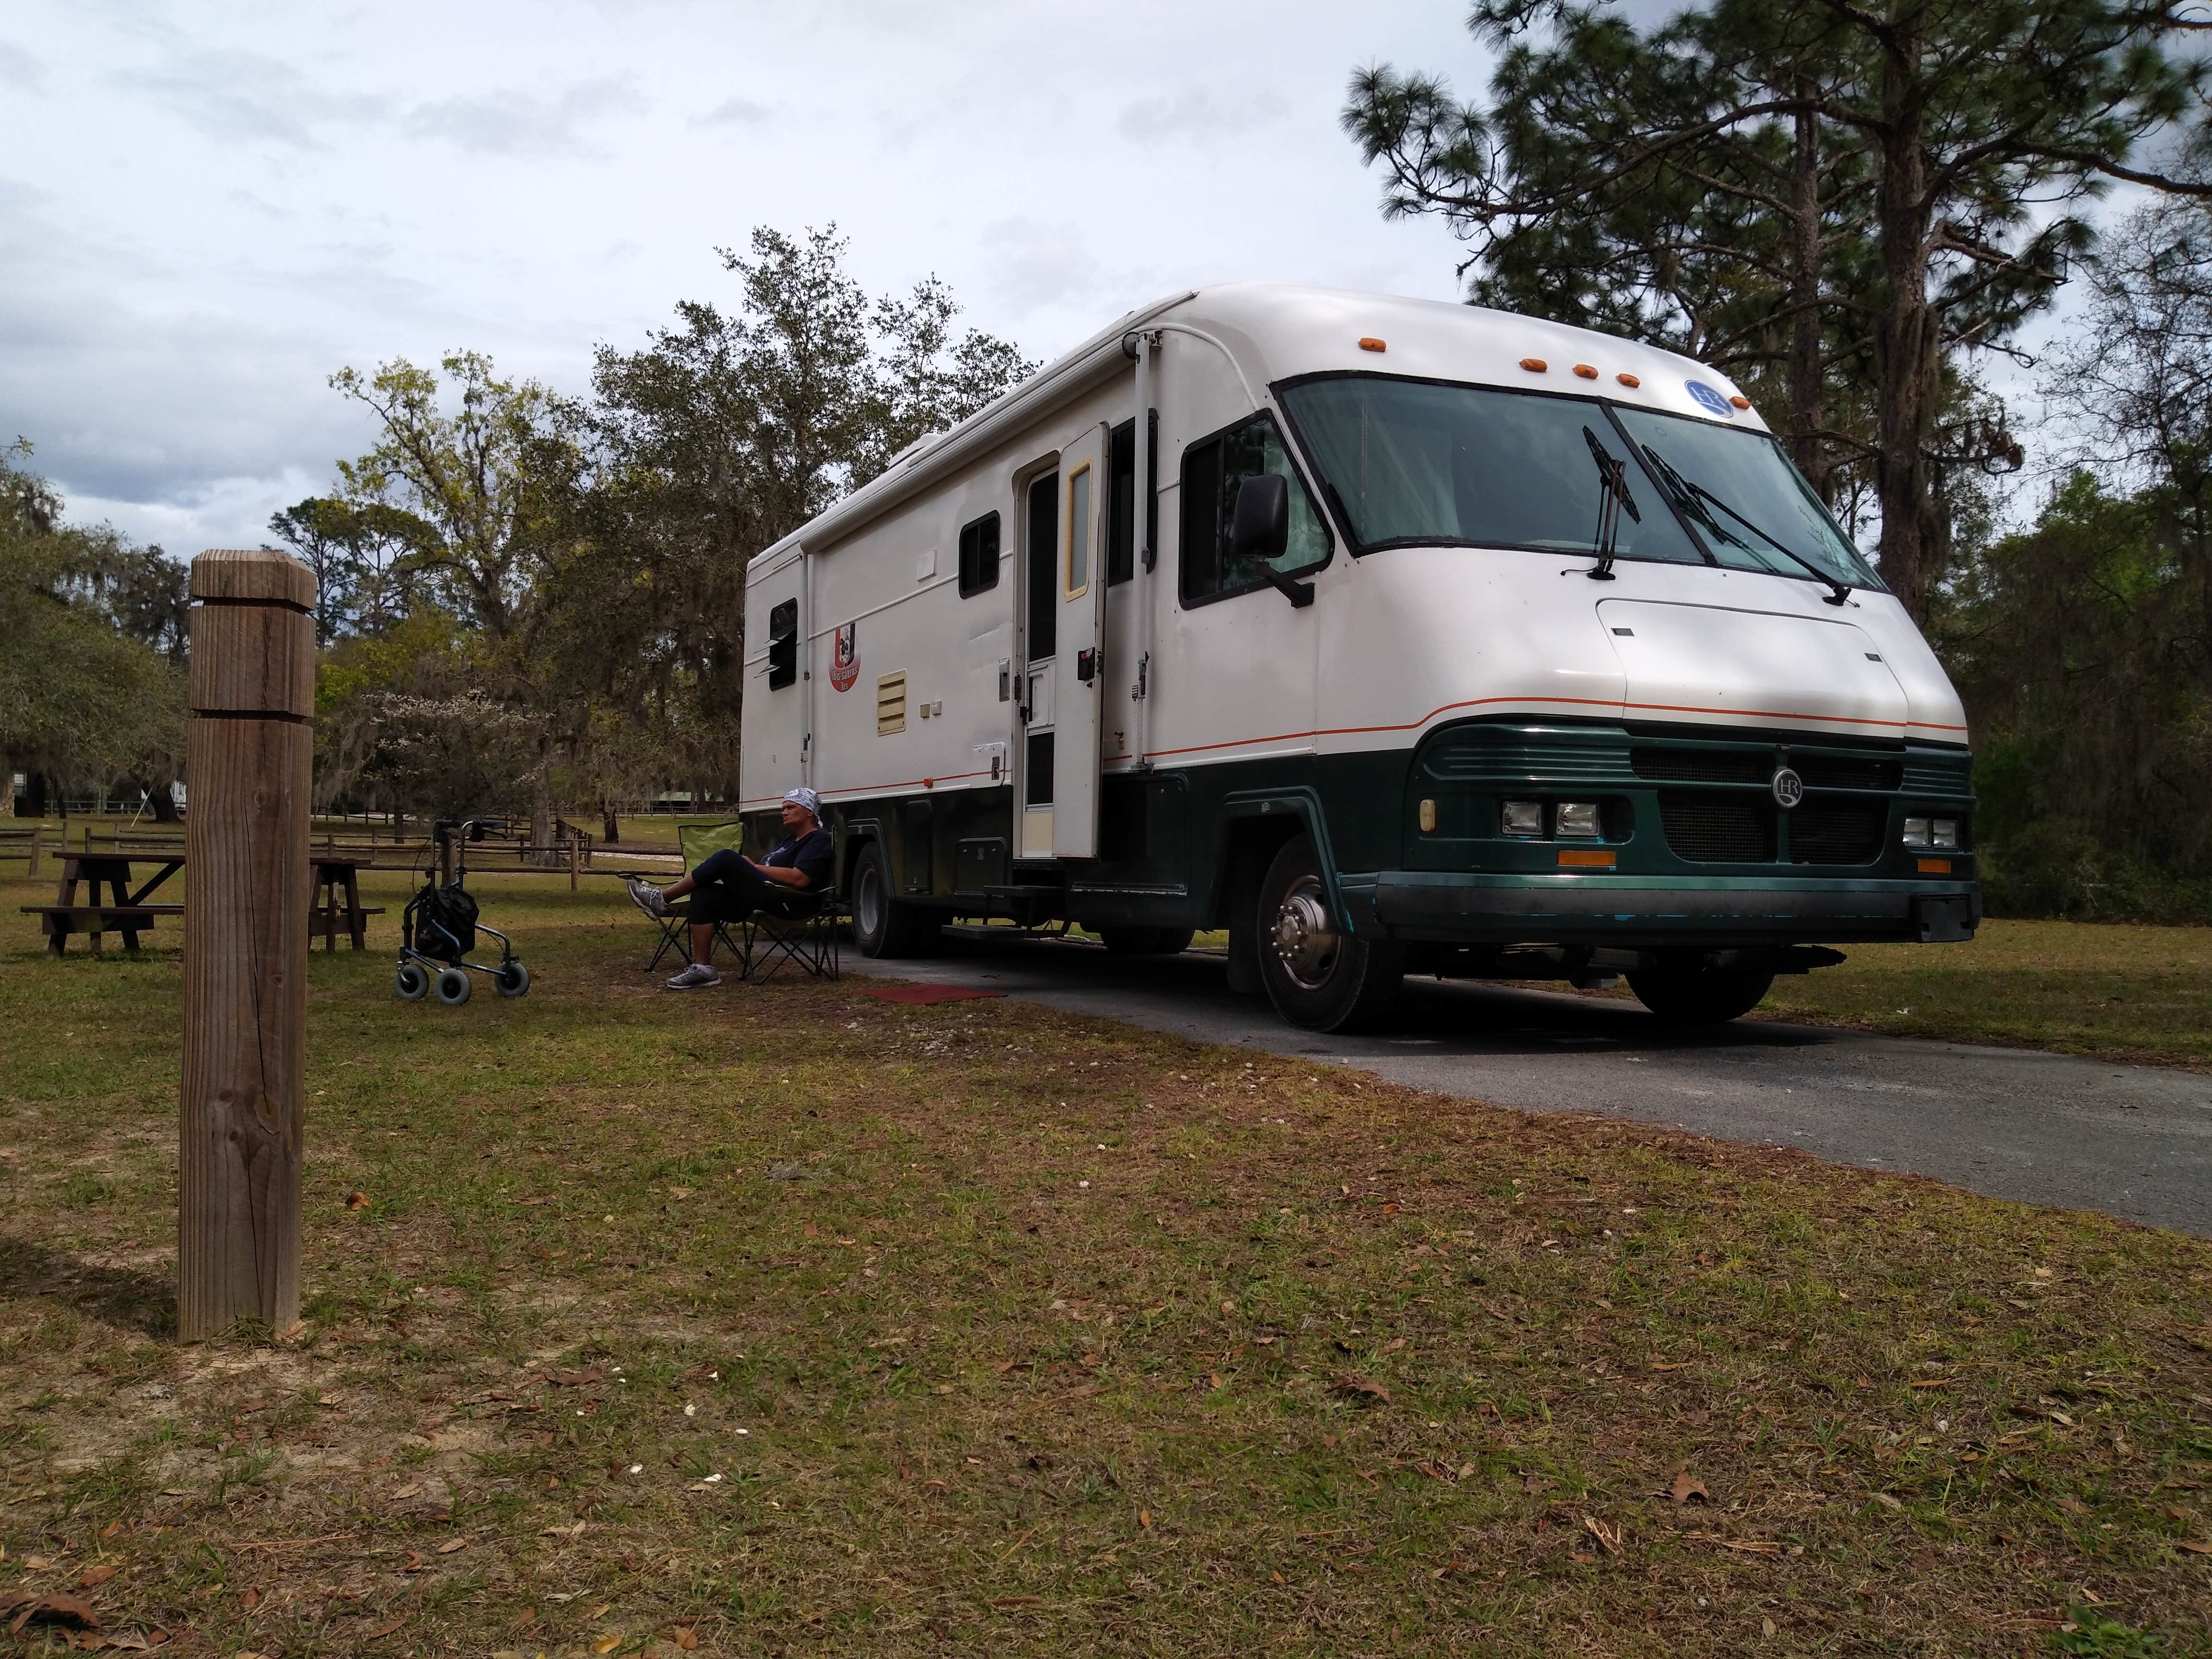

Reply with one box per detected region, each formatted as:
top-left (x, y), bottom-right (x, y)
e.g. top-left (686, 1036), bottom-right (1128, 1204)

top-left (641, 820), bottom-right (752, 973)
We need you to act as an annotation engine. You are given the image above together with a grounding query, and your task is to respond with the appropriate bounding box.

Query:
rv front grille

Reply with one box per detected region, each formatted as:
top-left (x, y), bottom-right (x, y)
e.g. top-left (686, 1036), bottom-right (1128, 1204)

top-left (1901, 749), bottom-right (1974, 795)
top-left (1658, 791), bottom-right (1775, 863)
top-left (1420, 728), bottom-right (1625, 783)
top-left (1793, 754), bottom-right (1902, 791)
top-left (1788, 798), bottom-right (1887, 866)
top-left (1631, 747), bottom-right (1770, 784)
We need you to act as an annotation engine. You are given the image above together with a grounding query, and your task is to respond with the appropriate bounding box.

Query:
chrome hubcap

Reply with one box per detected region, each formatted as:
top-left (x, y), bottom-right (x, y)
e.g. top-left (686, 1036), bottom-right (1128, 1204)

top-left (1270, 875), bottom-right (1339, 990)
top-left (857, 866), bottom-right (883, 935)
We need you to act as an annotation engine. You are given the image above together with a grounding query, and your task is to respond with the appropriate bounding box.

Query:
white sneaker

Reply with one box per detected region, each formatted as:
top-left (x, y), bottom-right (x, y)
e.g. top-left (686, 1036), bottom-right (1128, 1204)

top-left (665, 962), bottom-right (720, 989)
top-left (627, 878), bottom-right (669, 919)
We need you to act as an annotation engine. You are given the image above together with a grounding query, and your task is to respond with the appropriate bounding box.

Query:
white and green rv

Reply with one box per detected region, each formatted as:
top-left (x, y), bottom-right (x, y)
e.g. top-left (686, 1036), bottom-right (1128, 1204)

top-left (738, 284), bottom-right (1979, 1032)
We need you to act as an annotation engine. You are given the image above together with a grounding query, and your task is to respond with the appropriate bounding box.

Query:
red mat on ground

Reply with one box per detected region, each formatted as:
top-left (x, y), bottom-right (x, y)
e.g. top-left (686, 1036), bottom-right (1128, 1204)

top-left (850, 982), bottom-right (1005, 1005)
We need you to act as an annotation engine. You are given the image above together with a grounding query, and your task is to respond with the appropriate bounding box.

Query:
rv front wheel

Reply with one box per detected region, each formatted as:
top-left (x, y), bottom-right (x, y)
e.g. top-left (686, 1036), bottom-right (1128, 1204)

top-left (851, 841), bottom-right (937, 958)
top-left (1626, 960), bottom-right (1774, 1025)
top-left (1255, 836), bottom-right (1403, 1032)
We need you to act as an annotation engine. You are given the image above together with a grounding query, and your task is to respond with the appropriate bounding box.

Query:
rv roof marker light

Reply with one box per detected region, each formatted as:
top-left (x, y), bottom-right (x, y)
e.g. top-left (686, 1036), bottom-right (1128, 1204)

top-left (1520, 357), bottom-right (1548, 373)
top-left (1616, 373), bottom-right (1641, 388)
top-left (1730, 395), bottom-right (1752, 409)
top-left (1358, 337), bottom-right (1387, 353)
top-left (1573, 363), bottom-right (1598, 379)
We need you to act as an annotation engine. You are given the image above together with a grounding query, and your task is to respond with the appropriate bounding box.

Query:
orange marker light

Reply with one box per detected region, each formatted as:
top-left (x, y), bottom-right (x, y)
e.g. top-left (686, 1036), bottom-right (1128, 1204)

top-left (1917, 857), bottom-right (1952, 875)
top-left (1616, 373), bottom-right (1640, 388)
top-left (1730, 395), bottom-right (1751, 409)
top-left (1573, 363), bottom-right (1598, 379)
top-left (1520, 357), bottom-right (1548, 373)
top-left (1557, 849), bottom-right (1616, 869)
top-left (1358, 337), bottom-right (1387, 353)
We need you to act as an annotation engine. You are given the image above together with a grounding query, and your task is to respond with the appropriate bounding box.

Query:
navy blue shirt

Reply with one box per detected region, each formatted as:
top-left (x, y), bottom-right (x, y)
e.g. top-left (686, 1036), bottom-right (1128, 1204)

top-left (763, 828), bottom-right (833, 890)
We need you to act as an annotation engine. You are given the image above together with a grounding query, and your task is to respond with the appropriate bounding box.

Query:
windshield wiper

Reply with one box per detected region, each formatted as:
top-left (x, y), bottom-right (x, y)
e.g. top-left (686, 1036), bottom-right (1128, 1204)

top-left (1582, 425), bottom-right (1640, 582)
top-left (1637, 444), bottom-right (1852, 605)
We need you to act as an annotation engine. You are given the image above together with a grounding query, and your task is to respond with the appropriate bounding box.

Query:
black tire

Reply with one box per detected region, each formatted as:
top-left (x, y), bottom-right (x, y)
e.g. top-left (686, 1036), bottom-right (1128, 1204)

top-left (496, 961), bottom-right (530, 998)
top-left (435, 966), bottom-right (473, 1007)
top-left (1626, 962), bottom-right (1774, 1025)
top-left (850, 841), bottom-right (938, 958)
top-left (1097, 926), bottom-right (1195, 956)
top-left (1254, 835), bottom-right (1403, 1032)
top-left (394, 962), bottom-right (429, 1001)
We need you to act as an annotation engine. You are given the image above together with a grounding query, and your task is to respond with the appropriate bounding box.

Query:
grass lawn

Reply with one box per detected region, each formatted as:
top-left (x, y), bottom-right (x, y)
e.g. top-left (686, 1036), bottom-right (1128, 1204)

top-left (2, 871), bottom-right (2211, 1656)
top-left (1751, 920), bottom-right (2212, 1073)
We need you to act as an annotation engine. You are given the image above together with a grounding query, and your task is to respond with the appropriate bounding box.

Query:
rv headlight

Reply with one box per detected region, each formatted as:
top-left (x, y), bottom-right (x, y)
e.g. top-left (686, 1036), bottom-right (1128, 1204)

top-left (1931, 818), bottom-right (1959, 849)
top-left (1901, 817), bottom-right (1931, 847)
top-left (1501, 800), bottom-right (1544, 839)
top-left (1555, 802), bottom-right (1601, 839)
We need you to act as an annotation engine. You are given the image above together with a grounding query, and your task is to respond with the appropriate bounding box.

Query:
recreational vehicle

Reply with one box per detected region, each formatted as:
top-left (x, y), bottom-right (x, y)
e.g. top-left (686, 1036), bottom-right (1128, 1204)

top-left (738, 284), bottom-right (1979, 1032)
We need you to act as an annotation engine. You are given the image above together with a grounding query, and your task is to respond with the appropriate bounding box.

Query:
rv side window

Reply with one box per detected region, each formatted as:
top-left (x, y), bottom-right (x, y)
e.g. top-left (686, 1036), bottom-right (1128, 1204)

top-left (1107, 413), bottom-right (1158, 586)
top-left (958, 512), bottom-right (1000, 598)
top-left (767, 598), bottom-right (798, 690)
top-left (1178, 411), bottom-right (1331, 607)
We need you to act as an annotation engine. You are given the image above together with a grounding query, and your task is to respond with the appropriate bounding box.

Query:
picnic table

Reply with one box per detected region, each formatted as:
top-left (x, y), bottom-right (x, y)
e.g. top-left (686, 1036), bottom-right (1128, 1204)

top-left (21, 850), bottom-right (385, 954)
top-left (24, 852), bottom-right (184, 954)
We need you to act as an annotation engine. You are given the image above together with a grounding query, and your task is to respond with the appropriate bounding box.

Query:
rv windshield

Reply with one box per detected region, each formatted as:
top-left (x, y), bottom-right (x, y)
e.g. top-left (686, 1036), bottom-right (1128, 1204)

top-left (1280, 375), bottom-right (1880, 591)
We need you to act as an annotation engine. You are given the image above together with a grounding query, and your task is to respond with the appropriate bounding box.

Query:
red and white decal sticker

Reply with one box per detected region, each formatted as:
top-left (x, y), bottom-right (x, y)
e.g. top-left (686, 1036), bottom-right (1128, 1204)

top-left (829, 622), bottom-right (859, 692)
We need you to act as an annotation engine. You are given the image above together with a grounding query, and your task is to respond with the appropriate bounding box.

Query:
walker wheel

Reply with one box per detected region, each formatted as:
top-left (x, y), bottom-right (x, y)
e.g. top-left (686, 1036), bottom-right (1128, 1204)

top-left (394, 962), bottom-right (430, 1001)
top-left (435, 966), bottom-right (473, 1007)
top-left (496, 961), bottom-right (530, 998)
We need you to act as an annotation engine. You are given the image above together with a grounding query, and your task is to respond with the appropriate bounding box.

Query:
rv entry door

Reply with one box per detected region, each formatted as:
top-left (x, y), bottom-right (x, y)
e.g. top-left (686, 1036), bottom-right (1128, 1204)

top-left (1052, 426), bottom-right (1109, 858)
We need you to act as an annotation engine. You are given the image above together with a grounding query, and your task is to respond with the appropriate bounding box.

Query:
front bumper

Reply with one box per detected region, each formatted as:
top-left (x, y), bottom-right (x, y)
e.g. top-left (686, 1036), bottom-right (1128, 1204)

top-left (1346, 872), bottom-right (1980, 946)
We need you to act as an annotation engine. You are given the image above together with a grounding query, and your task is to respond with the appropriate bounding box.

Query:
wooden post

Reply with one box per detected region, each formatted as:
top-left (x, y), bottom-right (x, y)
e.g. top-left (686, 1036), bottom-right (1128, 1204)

top-left (569, 834), bottom-right (579, 891)
top-left (180, 549), bottom-right (315, 1342)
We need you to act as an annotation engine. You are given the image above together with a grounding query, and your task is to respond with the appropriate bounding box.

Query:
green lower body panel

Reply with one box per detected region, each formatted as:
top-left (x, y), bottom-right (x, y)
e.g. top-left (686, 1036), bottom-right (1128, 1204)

top-left (1351, 871), bottom-right (1979, 945)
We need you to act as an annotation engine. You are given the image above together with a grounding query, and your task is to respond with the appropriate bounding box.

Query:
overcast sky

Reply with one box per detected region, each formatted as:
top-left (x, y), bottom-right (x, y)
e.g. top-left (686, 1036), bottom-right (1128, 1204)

top-left (0, 0), bottom-right (1498, 554)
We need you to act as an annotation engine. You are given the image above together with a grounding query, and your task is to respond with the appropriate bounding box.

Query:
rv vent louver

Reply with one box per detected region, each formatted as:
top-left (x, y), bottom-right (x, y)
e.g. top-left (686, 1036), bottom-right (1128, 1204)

top-left (877, 672), bottom-right (907, 735)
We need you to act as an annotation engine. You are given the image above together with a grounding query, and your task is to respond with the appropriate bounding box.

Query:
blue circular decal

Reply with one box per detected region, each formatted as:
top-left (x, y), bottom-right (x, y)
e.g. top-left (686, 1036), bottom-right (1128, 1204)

top-left (1685, 380), bottom-right (1735, 418)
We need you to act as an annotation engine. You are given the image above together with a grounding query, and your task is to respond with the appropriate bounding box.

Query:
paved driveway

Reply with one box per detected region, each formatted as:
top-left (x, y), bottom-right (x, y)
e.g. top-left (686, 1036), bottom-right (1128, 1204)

top-left (838, 938), bottom-right (2212, 1238)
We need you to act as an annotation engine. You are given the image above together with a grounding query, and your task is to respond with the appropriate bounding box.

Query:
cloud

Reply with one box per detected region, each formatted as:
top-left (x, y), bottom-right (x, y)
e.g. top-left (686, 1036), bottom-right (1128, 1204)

top-left (0, 40), bottom-right (44, 92)
top-left (978, 215), bottom-right (1139, 319)
top-left (404, 77), bottom-right (647, 157)
top-left (696, 95), bottom-right (769, 127)
top-left (123, 49), bottom-right (389, 150)
top-left (1115, 84), bottom-right (1288, 145)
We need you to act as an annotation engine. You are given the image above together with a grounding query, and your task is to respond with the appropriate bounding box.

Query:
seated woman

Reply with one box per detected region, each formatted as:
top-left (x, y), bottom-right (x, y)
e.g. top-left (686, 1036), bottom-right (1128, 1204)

top-left (629, 788), bottom-right (833, 988)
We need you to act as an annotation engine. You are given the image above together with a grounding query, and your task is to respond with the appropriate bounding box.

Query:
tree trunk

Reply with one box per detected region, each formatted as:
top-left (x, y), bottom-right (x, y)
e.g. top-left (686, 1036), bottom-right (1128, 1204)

top-left (601, 802), bottom-right (621, 844)
top-left (530, 750), bottom-right (555, 866)
top-left (1789, 88), bottom-right (1829, 501)
top-left (1873, 47), bottom-right (1942, 623)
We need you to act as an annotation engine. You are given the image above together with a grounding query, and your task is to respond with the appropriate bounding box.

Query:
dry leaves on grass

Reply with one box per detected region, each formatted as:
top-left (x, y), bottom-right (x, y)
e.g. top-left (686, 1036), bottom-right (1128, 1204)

top-left (1330, 1377), bottom-right (1391, 1407)
top-left (1670, 1471), bottom-right (1712, 1505)
top-left (5, 1592), bottom-right (100, 1635)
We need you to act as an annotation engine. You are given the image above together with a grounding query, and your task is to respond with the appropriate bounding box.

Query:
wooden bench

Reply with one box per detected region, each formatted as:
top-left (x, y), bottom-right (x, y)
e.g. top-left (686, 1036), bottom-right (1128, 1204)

top-left (23, 903), bottom-right (184, 953)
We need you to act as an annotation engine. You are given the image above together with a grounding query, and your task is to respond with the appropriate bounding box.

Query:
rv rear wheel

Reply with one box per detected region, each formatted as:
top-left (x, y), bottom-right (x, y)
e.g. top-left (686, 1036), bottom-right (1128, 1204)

top-left (851, 841), bottom-right (938, 958)
top-left (1255, 835), bottom-right (1403, 1033)
top-left (1626, 961), bottom-right (1774, 1025)
top-left (1097, 926), bottom-right (1195, 956)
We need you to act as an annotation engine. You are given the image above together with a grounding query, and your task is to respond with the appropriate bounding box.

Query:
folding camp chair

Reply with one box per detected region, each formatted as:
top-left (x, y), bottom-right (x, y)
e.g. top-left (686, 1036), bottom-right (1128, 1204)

top-left (640, 820), bottom-right (751, 973)
top-left (738, 889), bottom-right (843, 984)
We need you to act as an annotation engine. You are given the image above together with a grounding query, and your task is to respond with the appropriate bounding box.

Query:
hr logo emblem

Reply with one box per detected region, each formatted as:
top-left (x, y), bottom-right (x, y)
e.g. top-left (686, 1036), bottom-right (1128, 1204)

top-left (1771, 767), bottom-right (1804, 809)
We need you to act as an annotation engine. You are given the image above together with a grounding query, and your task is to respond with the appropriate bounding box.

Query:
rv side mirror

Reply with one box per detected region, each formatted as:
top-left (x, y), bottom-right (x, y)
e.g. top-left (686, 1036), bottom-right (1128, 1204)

top-left (1230, 472), bottom-right (1290, 565)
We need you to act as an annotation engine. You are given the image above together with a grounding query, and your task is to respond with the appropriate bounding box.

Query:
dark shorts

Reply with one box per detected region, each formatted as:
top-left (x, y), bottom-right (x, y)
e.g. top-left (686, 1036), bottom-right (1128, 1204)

top-left (686, 849), bottom-right (816, 925)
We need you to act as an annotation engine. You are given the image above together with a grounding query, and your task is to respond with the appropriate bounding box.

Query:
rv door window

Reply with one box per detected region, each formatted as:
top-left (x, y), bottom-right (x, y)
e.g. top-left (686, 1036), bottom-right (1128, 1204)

top-left (1178, 411), bottom-right (1331, 608)
top-left (958, 511), bottom-right (1001, 598)
top-left (1025, 472), bottom-right (1057, 661)
top-left (767, 598), bottom-right (798, 690)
